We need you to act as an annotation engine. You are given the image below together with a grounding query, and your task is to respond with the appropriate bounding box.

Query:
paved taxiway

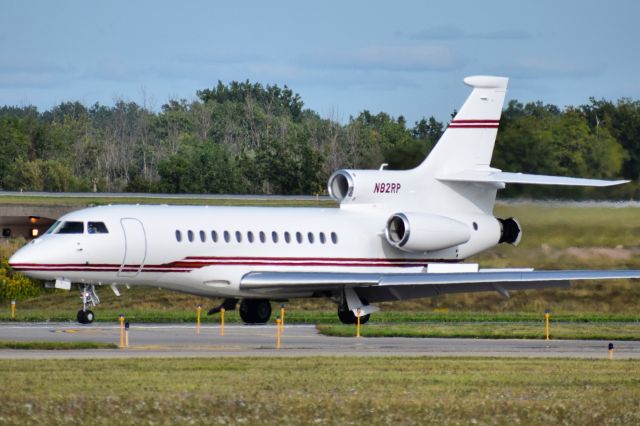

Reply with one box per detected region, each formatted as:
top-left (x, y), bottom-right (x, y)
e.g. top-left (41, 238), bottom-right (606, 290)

top-left (0, 322), bottom-right (637, 359)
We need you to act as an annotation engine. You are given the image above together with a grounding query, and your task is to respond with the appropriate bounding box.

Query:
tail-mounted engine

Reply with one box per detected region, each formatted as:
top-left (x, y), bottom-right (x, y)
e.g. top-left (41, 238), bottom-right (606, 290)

top-left (385, 212), bottom-right (471, 253)
top-left (498, 217), bottom-right (522, 245)
top-left (328, 169), bottom-right (409, 204)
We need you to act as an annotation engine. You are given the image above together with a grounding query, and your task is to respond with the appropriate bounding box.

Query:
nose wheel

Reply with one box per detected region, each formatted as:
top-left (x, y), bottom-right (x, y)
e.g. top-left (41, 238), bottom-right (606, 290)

top-left (77, 284), bottom-right (100, 324)
top-left (77, 309), bottom-right (95, 324)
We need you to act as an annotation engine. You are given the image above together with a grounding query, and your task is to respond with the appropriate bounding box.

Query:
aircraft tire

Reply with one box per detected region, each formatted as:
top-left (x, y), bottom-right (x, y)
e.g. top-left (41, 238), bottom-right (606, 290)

top-left (240, 299), bottom-right (272, 324)
top-left (77, 309), bottom-right (95, 324)
top-left (337, 306), bottom-right (356, 324)
top-left (254, 299), bottom-right (272, 323)
top-left (338, 306), bottom-right (371, 325)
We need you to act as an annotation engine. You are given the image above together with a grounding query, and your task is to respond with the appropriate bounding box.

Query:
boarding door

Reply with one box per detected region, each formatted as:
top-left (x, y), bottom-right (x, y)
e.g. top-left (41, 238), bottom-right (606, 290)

top-left (118, 218), bottom-right (147, 278)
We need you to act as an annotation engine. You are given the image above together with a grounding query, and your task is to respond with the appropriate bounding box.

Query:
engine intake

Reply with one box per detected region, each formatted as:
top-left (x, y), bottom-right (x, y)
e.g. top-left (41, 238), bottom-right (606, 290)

top-left (327, 170), bottom-right (354, 202)
top-left (385, 212), bottom-right (471, 253)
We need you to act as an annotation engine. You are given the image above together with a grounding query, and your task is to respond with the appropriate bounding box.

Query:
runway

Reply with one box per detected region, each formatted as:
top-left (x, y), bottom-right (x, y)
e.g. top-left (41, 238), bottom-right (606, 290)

top-left (0, 322), bottom-right (638, 359)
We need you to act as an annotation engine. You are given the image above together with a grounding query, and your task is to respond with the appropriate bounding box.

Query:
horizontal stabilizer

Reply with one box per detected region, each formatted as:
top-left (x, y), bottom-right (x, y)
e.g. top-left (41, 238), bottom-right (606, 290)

top-left (437, 170), bottom-right (629, 187)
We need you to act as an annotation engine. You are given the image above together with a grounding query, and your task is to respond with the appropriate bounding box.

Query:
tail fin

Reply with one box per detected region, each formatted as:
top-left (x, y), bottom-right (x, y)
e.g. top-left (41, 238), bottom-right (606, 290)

top-left (417, 76), bottom-right (508, 176)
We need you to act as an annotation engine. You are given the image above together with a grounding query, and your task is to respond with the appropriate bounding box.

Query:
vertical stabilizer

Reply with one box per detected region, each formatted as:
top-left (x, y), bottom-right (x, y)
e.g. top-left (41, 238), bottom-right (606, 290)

top-left (417, 76), bottom-right (508, 176)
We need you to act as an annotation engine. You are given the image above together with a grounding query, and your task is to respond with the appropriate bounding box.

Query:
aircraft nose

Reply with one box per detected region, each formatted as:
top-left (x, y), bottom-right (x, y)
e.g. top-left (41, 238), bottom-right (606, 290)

top-left (8, 244), bottom-right (34, 269)
top-left (9, 251), bottom-right (24, 268)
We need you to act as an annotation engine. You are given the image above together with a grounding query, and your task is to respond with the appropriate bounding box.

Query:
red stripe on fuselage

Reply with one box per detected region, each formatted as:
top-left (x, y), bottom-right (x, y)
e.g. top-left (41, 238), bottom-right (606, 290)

top-left (11, 256), bottom-right (457, 274)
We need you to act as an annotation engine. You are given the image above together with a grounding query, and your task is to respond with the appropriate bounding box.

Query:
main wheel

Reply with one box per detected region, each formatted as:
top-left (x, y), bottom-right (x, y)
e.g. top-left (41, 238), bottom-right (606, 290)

top-left (337, 306), bottom-right (370, 324)
top-left (77, 310), bottom-right (87, 324)
top-left (239, 300), bottom-right (255, 323)
top-left (337, 306), bottom-right (356, 324)
top-left (84, 310), bottom-right (95, 323)
top-left (239, 299), bottom-right (272, 324)
top-left (254, 300), bottom-right (272, 323)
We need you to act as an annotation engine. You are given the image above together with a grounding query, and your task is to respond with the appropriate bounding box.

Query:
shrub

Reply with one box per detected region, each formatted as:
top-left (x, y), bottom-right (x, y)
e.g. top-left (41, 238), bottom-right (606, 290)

top-left (0, 257), bottom-right (43, 301)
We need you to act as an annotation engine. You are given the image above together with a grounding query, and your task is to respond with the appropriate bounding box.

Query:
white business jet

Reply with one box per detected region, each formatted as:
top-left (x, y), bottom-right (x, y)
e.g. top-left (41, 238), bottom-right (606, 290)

top-left (10, 76), bottom-right (640, 324)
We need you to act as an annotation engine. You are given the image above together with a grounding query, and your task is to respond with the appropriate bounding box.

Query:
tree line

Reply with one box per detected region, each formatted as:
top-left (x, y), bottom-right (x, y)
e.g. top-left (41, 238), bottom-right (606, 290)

top-left (1, 81), bottom-right (639, 199)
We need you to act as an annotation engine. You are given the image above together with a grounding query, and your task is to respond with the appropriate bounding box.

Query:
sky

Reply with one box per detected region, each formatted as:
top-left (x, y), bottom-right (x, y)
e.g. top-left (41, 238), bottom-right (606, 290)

top-left (1, 0), bottom-right (639, 124)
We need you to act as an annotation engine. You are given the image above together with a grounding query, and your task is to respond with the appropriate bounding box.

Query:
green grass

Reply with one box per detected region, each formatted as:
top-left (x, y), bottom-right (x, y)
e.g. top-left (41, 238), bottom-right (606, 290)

top-left (0, 357), bottom-right (638, 425)
top-left (2, 307), bottom-right (640, 324)
top-left (0, 340), bottom-right (117, 350)
top-left (317, 322), bottom-right (640, 340)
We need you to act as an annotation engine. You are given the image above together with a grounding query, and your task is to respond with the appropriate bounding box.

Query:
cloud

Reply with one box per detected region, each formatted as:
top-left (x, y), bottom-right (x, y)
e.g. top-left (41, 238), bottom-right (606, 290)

top-left (0, 60), bottom-right (77, 88)
top-left (494, 57), bottom-right (607, 79)
top-left (302, 45), bottom-right (465, 72)
top-left (412, 25), bottom-right (533, 41)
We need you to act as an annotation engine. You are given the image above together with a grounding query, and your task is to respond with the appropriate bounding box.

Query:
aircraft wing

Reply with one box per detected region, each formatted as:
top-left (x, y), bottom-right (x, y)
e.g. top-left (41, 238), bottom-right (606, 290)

top-left (240, 269), bottom-right (640, 301)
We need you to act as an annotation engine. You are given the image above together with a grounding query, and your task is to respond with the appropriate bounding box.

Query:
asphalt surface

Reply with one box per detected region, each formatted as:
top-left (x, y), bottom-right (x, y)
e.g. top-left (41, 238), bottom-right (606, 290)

top-left (0, 322), bottom-right (637, 359)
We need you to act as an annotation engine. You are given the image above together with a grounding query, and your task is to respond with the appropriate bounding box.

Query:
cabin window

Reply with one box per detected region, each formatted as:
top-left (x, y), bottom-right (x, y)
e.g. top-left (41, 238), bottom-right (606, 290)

top-left (175, 230), bottom-right (182, 242)
top-left (331, 232), bottom-right (338, 244)
top-left (319, 232), bottom-right (326, 244)
top-left (224, 231), bottom-right (230, 243)
top-left (88, 222), bottom-right (109, 234)
top-left (56, 221), bottom-right (84, 234)
top-left (199, 230), bottom-right (206, 242)
top-left (259, 231), bottom-right (266, 243)
top-left (248, 231), bottom-right (255, 243)
top-left (296, 232), bottom-right (303, 244)
top-left (284, 231), bottom-right (291, 243)
top-left (235, 231), bottom-right (242, 243)
top-left (272, 231), bottom-right (279, 243)
top-left (211, 230), bottom-right (218, 242)
top-left (187, 230), bottom-right (194, 242)
top-left (308, 232), bottom-right (314, 244)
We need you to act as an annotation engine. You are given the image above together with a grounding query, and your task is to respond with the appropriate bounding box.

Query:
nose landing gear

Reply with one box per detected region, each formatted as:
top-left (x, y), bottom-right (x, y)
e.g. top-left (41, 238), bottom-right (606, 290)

top-left (77, 284), bottom-right (100, 324)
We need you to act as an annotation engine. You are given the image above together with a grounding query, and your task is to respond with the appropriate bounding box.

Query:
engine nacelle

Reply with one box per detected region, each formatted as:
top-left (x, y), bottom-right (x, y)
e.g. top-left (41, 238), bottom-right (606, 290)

top-left (385, 212), bottom-right (471, 252)
top-left (327, 169), bottom-right (409, 204)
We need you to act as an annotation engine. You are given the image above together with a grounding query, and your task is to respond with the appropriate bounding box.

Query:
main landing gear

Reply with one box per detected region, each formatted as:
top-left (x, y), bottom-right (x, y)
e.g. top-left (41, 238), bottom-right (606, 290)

top-left (337, 288), bottom-right (371, 324)
top-left (207, 298), bottom-right (273, 324)
top-left (239, 299), bottom-right (272, 324)
top-left (77, 284), bottom-right (100, 324)
top-left (337, 303), bottom-right (370, 325)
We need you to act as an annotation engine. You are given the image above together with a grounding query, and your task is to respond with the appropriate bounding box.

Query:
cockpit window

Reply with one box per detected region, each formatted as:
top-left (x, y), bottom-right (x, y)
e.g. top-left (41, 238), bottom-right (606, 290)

top-left (56, 221), bottom-right (84, 234)
top-left (44, 221), bottom-right (61, 235)
top-left (88, 222), bottom-right (109, 234)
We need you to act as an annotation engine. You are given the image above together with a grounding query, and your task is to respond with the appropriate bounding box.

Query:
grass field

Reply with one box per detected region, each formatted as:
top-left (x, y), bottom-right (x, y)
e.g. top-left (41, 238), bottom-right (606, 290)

top-left (0, 341), bottom-right (117, 350)
top-left (0, 357), bottom-right (638, 425)
top-left (317, 322), bottom-right (640, 340)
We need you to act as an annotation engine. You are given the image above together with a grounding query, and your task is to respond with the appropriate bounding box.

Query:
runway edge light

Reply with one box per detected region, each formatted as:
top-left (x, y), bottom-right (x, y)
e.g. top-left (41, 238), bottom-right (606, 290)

top-left (608, 343), bottom-right (614, 360)
top-left (276, 316), bottom-right (281, 350)
top-left (220, 308), bottom-right (225, 336)
top-left (119, 314), bottom-right (125, 349)
top-left (196, 305), bottom-right (201, 336)
top-left (544, 309), bottom-right (551, 340)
